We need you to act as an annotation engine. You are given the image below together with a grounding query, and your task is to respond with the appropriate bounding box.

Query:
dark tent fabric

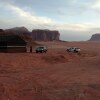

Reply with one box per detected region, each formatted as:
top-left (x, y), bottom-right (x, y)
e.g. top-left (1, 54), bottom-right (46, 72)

top-left (0, 35), bottom-right (27, 52)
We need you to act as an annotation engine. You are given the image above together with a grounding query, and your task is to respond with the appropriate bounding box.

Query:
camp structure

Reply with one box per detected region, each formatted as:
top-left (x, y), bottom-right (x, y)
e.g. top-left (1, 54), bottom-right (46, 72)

top-left (0, 35), bottom-right (27, 52)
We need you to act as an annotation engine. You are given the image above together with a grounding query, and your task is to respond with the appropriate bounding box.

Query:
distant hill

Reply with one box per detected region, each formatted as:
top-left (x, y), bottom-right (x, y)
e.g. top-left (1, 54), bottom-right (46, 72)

top-left (89, 34), bottom-right (100, 41)
top-left (5, 27), bottom-right (32, 41)
top-left (0, 29), bottom-right (4, 32)
top-left (32, 29), bottom-right (60, 41)
top-left (0, 27), bottom-right (60, 41)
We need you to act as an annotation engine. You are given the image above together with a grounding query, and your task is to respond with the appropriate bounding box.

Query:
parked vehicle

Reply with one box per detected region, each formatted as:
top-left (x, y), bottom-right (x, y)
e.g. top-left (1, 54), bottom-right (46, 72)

top-left (66, 47), bottom-right (80, 53)
top-left (36, 46), bottom-right (48, 53)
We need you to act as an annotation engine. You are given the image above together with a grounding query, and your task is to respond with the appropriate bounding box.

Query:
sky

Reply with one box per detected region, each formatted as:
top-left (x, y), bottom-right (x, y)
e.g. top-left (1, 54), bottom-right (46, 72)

top-left (1, 0), bottom-right (100, 41)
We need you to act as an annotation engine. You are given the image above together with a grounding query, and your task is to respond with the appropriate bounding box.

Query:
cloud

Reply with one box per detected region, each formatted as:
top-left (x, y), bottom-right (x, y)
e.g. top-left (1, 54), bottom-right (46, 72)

top-left (0, 2), bottom-right (55, 30)
top-left (0, 2), bottom-right (91, 32)
top-left (1, 0), bottom-right (100, 41)
top-left (5, 4), bottom-right (54, 24)
top-left (92, 0), bottom-right (100, 9)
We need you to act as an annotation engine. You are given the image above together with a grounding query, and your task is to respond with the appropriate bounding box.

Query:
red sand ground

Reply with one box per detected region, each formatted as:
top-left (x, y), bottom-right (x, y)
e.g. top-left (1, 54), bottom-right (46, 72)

top-left (0, 41), bottom-right (100, 100)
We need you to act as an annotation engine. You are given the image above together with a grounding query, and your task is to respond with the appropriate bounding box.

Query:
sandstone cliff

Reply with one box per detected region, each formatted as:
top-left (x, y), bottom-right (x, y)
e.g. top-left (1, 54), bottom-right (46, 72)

top-left (31, 29), bottom-right (60, 41)
top-left (89, 34), bottom-right (100, 41)
top-left (0, 27), bottom-right (60, 41)
top-left (0, 29), bottom-right (4, 32)
top-left (5, 27), bottom-right (32, 41)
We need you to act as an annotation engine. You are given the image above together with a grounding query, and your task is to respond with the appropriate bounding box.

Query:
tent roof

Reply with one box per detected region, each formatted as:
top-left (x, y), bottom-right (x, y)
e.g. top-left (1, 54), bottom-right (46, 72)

top-left (0, 35), bottom-right (26, 45)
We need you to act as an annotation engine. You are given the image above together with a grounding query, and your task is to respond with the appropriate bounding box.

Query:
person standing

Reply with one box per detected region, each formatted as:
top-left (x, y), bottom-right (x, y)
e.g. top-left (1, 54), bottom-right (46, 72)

top-left (30, 46), bottom-right (32, 52)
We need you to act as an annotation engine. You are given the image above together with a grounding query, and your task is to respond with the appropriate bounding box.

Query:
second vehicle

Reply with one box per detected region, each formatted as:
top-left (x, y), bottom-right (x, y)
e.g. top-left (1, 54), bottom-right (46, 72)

top-left (66, 47), bottom-right (80, 53)
top-left (36, 46), bottom-right (48, 53)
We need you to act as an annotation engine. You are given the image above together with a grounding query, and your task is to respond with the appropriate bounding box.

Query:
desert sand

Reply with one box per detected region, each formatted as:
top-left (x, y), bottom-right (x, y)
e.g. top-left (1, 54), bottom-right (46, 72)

top-left (0, 41), bottom-right (100, 100)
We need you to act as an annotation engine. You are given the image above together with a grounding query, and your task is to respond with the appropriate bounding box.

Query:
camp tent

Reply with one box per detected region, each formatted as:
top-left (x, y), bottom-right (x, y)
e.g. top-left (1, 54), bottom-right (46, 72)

top-left (0, 35), bottom-right (27, 52)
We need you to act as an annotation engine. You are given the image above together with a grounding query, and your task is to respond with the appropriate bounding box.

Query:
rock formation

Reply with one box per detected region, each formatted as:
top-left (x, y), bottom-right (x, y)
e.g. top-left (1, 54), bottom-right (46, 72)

top-left (89, 34), bottom-right (100, 41)
top-left (0, 27), bottom-right (60, 41)
top-left (0, 29), bottom-right (4, 32)
top-left (5, 27), bottom-right (32, 41)
top-left (31, 29), bottom-right (60, 41)
top-left (0, 29), bottom-right (4, 35)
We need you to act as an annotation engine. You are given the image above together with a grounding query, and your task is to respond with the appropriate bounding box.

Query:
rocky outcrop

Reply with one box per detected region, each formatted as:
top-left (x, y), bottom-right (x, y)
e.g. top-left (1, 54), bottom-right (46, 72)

top-left (5, 27), bottom-right (29, 33)
top-left (31, 29), bottom-right (60, 41)
top-left (89, 34), bottom-right (100, 41)
top-left (0, 29), bottom-right (4, 35)
top-left (5, 27), bottom-right (32, 41)
top-left (0, 27), bottom-right (60, 41)
top-left (0, 29), bottom-right (4, 32)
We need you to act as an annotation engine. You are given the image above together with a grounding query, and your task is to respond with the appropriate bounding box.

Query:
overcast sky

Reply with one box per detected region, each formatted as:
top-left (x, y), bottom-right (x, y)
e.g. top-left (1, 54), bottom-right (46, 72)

top-left (1, 0), bottom-right (100, 41)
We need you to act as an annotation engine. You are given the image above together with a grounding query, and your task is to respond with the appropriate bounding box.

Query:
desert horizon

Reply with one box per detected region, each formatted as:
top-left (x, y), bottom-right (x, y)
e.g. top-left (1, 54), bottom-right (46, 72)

top-left (1, 0), bottom-right (100, 99)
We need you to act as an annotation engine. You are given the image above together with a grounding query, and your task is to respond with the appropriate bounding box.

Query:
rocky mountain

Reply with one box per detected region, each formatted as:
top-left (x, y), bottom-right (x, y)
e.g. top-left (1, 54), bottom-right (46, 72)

top-left (0, 29), bottom-right (4, 32)
top-left (89, 34), bottom-right (100, 41)
top-left (32, 29), bottom-right (60, 41)
top-left (0, 27), bottom-right (60, 41)
top-left (5, 27), bottom-right (32, 41)
top-left (5, 27), bottom-right (29, 33)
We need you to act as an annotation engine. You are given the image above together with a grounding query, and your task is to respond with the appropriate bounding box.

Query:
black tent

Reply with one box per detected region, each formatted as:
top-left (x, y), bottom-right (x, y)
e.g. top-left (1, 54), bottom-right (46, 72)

top-left (0, 35), bottom-right (27, 52)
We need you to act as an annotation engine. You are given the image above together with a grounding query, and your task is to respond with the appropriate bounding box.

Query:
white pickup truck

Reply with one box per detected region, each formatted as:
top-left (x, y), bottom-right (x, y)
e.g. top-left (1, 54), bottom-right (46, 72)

top-left (66, 47), bottom-right (80, 53)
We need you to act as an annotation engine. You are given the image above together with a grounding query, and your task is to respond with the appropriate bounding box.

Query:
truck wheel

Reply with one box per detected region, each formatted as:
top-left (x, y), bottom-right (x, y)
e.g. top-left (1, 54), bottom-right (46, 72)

top-left (74, 50), bottom-right (78, 53)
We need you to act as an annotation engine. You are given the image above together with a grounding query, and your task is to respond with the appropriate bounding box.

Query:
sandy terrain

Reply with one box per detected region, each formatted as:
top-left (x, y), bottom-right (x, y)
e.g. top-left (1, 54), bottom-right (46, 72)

top-left (0, 41), bottom-right (100, 100)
